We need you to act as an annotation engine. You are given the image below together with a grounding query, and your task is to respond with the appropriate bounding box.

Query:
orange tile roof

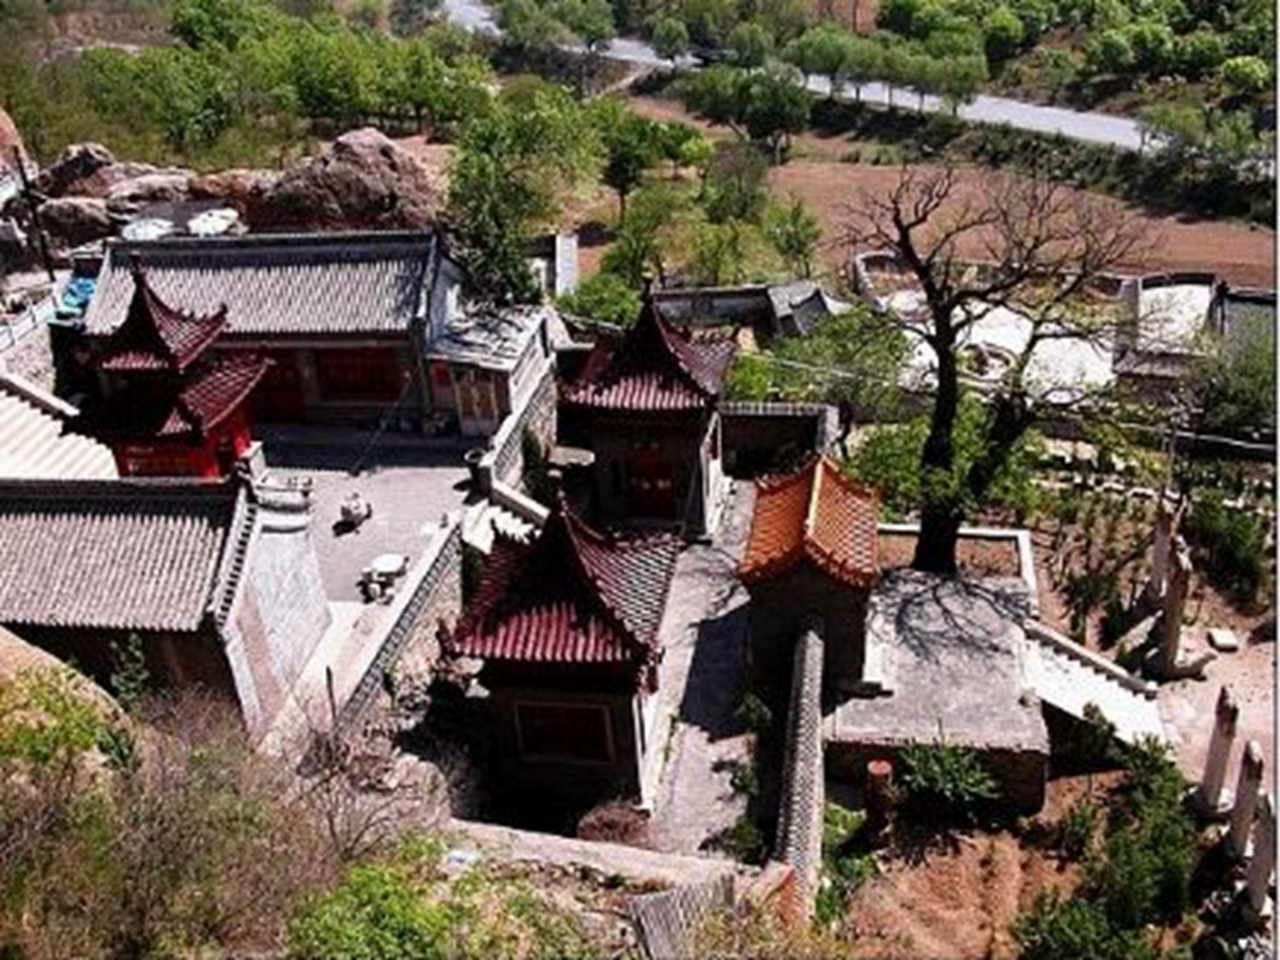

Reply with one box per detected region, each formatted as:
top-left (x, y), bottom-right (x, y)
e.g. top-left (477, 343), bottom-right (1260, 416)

top-left (739, 455), bottom-right (879, 588)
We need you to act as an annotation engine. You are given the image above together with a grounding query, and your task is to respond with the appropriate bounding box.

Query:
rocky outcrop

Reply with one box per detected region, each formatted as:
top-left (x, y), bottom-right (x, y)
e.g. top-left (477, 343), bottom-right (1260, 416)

top-left (33, 142), bottom-right (173, 200)
top-left (38, 196), bottom-right (116, 246)
top-left (104, 170), bottom-right (193, 211)
top-left (189, 168), bottom-right (279, 215)
top-left (0, 107), bottom-right (24, 171)
top-left (246, 128), bottom-right (439, 232)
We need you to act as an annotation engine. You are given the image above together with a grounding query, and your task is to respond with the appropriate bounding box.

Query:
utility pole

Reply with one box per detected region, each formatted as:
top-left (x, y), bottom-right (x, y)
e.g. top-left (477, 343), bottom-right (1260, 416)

top-left (12, 147), bottom-right (54, 283)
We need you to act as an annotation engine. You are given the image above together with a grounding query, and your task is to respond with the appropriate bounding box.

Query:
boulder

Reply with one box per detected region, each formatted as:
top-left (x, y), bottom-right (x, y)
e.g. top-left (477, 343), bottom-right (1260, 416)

top-left (246, 127), bottom-right (439, 232)
top-left (35, 143), bottom-right (117, 197)
top-left (38, 196), bottom-right (115, 246)
top-left (0, 106), bottom-right (25, 171)
top-left (189, 167), bottom-right (279, 215)
top-left (105, 170), bottom-right (193, 211)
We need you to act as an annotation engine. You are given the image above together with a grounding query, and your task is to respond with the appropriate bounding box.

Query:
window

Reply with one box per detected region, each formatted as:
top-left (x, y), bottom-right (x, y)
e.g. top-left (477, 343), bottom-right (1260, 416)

top-left (514, 701), bottom-right (613, 763)
top-left (314, 348), bottom-right (403, 402)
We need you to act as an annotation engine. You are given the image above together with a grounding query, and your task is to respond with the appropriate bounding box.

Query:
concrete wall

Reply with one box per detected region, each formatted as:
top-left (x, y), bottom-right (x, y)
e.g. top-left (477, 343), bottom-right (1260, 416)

top-left (221, 481), bottom-right (332, 737)
top-left (747, 564), bottom-right (868, 702)
top-left (483, 368), bottom-right (557, 488)
top-left (825, 741), bottom-right (1047, 813)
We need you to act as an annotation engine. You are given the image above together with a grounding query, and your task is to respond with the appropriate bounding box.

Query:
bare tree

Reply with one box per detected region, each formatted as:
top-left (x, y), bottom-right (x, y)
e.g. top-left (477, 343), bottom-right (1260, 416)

top-left (844, 164), bottom-right (1148, 574)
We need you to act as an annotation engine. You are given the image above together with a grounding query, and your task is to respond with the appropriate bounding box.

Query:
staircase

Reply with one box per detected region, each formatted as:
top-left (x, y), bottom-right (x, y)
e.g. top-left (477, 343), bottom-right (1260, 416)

top-left (1022, 621), bottom-right (1167, 745)
top-left (0, 376), bottom-right (117, 480)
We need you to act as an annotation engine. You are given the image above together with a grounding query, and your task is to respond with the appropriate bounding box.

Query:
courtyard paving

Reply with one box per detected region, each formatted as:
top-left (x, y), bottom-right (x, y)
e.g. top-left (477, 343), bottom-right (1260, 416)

top-left (263, 437), bottom-right (471, 602)
top-left (648, 483), bottom-right (756, 855)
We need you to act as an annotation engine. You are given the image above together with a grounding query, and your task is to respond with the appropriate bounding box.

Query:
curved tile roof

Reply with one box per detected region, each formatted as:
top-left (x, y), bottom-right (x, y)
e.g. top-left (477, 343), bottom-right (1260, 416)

top-left (98, 263), bottom-right (227, 373)
top-left (0, 479), bottom-right (243, 632)
top-left (450, 502), bottom-right (679, 668)
top-left (740, 455), bottom-right (879, 588)
top-left (562, 294), bottom-right (736, 412)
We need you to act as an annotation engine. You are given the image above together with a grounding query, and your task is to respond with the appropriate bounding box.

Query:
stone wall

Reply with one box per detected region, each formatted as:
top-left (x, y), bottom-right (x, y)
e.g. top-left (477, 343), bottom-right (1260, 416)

top-left (772, 623), bottom-right (826, 921)
top-left (338, 516), bottom-right (463, 728)
top-left (221, 479), bottom-right (333, 738)
top-left (720, 401), bottom-right (839, 477)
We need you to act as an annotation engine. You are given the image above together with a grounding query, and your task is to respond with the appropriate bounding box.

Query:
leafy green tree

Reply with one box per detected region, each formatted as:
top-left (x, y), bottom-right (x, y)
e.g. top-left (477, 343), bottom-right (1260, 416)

top-left (1084, 28), bottom-right (1135, 75)
top-left (842, 36), bottom-right (884, 101)
top-left (591, 99), bottom-right (660, 215)
top-left (1220, 54), bottom-right (1271, 94)
top-left (1175, 29), bottom-right (1227, 79)
top-left (651, 16), bottom-right (690, 65)
top-left (982, 5), bottom-right (1025, 62)
top-left (172, 0), bottom-right (285, 50)
top-left (741, 62), bottom-right (809, 161)
top-left (1125, 18), bottom-right (1175, 74)
top-left (599, 184), bottom-right (686, 284)
top-left (763, 196), bottom-right (820, 278)
top-left (727, 20), bottom-right (774, 68)
top-left (446, 91), bottom-right (602, 303)
top-left (556, 271), bottom-right (642, 325)
top-left (938, 55), bottom-right (987, 112)
top-left (558, 0), bottom-right (614, 54)
top-left (782, 24), bottom-right (852, 98)
top-left (688, 220), bottom-right (752, 285)
top-left (498, 0), bottom-right (570, 57)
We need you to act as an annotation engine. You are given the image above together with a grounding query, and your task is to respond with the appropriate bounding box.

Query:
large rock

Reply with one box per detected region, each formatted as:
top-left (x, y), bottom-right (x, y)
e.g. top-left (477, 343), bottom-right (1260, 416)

top-left (35, 143), bottom-right (117, 197)
top-left (105, 170), bottom-right (193, 211)
top-left (0, 107), bottom-right (25, 172)
top-left (38, 196), bottom-right (114, 246)
top-left (189, 167), bottom-right (279, 215)
top-left (247, 128), bottom-right (439, 232)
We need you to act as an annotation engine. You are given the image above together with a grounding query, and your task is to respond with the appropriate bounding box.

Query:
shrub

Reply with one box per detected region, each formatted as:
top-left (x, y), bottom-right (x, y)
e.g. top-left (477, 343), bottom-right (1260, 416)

top-left (707, 814), bottom-right (767, 863)
top-left (1220, 55), bottom-right (1271, 95)
top-left (898, 736), bottom-right (999, 824)
top-left (734, 691), bottom-right (773, 733)
top-left (1183, 490), bottom-right (1269, 602)
top-left (555, 272), bottom-right (641, 327)
top-left (1056, 798), bottom-right (1097, 859)
top-left (1013, 890), bottom-right (1157, 960)
top-left (816, 804), bottom-right (876, 929)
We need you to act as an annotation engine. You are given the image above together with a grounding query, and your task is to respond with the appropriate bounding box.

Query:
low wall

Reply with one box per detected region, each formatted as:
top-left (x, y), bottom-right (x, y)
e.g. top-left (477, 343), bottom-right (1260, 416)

top-left (772, 622), bottom-right (826, 920)
top-left (481, 368), bottom-right (557, 488)
top-left (338, 515), bottom-right (463, 728)
top-left (826, 740), bottom-right (1047, 813)
top-left (721, 401), bottom-right (839, 476)
top-left (630, 876), bottom-right (735, 960)
top-left (652, 286), bottom-right (773, 329)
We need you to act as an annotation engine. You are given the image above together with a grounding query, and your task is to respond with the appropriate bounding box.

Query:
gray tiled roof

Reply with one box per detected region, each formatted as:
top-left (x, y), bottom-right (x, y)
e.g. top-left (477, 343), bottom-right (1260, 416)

top-left (0, 478), bottom-right (245, 632)
top-left (83, 232), bottom-right (436, 338)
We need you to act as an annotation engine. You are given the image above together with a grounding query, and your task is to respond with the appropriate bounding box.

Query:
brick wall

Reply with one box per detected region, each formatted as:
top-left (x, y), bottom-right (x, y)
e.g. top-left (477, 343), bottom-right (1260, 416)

top-left (773, 622), bottom-right (825, 921)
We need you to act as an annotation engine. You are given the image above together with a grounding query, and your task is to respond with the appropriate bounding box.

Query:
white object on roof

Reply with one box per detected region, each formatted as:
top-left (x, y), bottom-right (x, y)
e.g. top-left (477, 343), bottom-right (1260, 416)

top-left (1208, 627), bottom-right (1240, 653)
top-left (122, 218), bottom-right (176, 241)
top-left (187, 207), bottom-right (240, 237)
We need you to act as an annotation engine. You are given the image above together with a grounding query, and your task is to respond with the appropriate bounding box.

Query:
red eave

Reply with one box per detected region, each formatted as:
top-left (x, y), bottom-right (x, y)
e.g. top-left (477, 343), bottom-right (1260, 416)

top-left (98, 265), bottom-right (228, 374)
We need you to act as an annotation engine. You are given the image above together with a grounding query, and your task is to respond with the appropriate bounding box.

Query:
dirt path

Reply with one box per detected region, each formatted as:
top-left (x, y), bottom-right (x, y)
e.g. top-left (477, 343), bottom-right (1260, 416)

top-left (845, 775), bottom-right (1103, 959)
top-left (629, 97), bottom-right (1276, 288)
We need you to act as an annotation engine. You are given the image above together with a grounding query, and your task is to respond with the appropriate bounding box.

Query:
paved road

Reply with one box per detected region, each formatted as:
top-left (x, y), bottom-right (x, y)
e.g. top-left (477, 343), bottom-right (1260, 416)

top-left (441, 0), bottom-right (1145, 150)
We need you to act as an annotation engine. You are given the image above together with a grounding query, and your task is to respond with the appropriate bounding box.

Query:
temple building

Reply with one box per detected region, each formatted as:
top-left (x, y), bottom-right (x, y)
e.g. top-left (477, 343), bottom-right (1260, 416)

top-left (448, 500), bottom-right (679, 809)
top-left (74, 260), bottom-right (269, 477)
top-left (739, 454), bottom-right (881, 700)
top-left (560, 288), bottom-right (736, 537)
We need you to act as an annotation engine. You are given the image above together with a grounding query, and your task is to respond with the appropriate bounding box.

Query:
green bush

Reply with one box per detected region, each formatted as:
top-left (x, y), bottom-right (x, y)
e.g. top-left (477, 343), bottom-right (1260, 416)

top-left (555, 272), bottom-right (641, 327)
top-left (1055, 798), bottom-right (1097, 860)
top-left (1183, 491), bottom-right (1269, 602)
top-left (898, 737), bottom-right (999, 824)
top-left (815, 804), bottom-right (876, 929)
top-left (1013, 890), bottom-right (1157, 960)
top-left (290, 864), bottom-right (453, 960)
top-left (734, 691), bottom-right (773, 734)
top-left (708, 814), bottom-right (767, 863)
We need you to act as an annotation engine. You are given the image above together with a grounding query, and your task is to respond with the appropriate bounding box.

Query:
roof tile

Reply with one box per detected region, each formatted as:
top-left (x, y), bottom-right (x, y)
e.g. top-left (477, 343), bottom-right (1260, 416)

top-left (740, 455), bottom-right (879, 588)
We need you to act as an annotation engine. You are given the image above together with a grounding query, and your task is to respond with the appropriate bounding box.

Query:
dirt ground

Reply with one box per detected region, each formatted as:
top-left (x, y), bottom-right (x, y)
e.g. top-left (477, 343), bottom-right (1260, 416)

top-left (844, 773), bottom-right (1111, 959)
top-left (627, 96), bottom-right (1276, 288)
top-left (879, 533), bottom-right (1020, 578)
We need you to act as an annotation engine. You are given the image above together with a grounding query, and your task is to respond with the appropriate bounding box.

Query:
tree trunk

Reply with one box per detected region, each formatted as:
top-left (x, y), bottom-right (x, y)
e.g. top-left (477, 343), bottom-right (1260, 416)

top-left (913, 504), bottom-right (963, 575)
top-left (912, 333), bottom-right (961, 573)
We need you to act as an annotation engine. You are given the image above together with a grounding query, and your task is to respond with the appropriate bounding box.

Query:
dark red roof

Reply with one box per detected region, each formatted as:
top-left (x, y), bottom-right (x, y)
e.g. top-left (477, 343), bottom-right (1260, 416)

top-left (562, 296), bottom-right (736, 412)
top-left (740, 455), bottom-right (879, 588)
top-left (450, 502), bottom-right (679, 668)
top-left (80, 352), bottom-right (271, 441)
top-left (98, 262), bottom-right (228, 374)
